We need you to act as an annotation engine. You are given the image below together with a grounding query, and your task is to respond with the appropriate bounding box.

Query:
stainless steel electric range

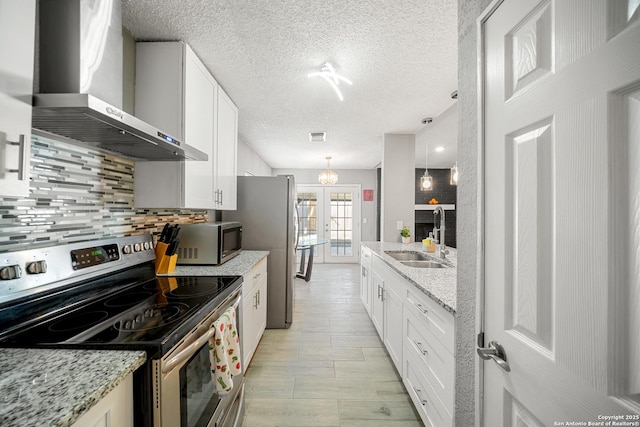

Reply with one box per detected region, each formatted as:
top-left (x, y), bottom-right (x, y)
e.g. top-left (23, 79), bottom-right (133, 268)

top-left (0, 235), bottom-right (244, 427)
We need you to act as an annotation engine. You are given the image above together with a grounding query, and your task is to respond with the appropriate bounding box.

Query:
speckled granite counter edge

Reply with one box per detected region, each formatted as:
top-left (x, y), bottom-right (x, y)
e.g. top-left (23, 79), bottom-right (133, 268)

top-left (159, 250), bottom-right (270, 277)
top-left (0, 349), bottom-right (146, 427)
top-left (362, 241), bottom-right (457, 315)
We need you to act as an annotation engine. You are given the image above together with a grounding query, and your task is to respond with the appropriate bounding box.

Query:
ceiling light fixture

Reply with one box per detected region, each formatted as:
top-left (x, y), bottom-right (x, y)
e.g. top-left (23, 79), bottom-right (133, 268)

top-left (435, 146), bottom-right (445, 152)
top-left (420, 144), bottom-right (433, 192)
top-left (308, 62), bottom-right (352, 101)
top-left (318, 156), bottom-right (338, 185)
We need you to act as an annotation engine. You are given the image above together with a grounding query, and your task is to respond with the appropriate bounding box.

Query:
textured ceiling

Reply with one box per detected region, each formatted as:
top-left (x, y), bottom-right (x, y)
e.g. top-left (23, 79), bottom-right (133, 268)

top-left (122, 0), bottom-right (458, 170)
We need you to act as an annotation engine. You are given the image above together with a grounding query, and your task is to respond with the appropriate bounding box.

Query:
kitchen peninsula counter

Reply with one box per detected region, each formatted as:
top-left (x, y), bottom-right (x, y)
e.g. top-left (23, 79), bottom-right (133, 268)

top-left (362, 241), bottom-right (457, 314)
top-left (0, 348), bottom-right (146, 427)
top-left (162, 250), bottom-right (269, 277)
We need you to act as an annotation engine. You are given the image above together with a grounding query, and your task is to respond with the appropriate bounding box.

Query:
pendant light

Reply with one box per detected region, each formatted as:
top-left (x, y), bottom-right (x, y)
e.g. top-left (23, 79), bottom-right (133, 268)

top-left (450, 162), bottom-right (459, 185)
top-left (318, 156), bottom-right (338, 185)
top-left (420, 144), bottom-right (433, 191)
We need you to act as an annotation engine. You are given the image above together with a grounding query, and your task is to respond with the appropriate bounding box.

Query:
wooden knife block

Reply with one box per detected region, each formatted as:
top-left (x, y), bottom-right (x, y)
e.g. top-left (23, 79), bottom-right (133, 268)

top-left (155, 242), bottom-right (177, 274)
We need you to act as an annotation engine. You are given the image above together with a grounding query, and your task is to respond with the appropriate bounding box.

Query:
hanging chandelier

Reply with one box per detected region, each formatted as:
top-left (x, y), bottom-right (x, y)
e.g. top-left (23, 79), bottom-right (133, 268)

top-left (318, 156), bottom-right (338, 185)
top-left (420, 144), bottom-right (433, 191)
top-left (308, 62), bottom-right (352, 101)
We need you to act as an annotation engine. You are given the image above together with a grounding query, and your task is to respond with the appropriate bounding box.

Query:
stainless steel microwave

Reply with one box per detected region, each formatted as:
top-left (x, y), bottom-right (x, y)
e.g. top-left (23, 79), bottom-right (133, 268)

top-left (177, 222), bottom-right (242, 265)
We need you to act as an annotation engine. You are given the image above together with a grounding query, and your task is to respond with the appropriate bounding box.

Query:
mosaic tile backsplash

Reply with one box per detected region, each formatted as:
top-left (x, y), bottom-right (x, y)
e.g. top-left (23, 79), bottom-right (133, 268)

top-left (0, 134), bottom-right (207, 252)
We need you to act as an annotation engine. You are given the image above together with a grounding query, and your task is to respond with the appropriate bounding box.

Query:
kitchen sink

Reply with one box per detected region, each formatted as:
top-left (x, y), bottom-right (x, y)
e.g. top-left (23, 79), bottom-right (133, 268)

top-left (400, 260), bottom-right (447, 268)
top-left (384, 251), bottom-right (431, 261)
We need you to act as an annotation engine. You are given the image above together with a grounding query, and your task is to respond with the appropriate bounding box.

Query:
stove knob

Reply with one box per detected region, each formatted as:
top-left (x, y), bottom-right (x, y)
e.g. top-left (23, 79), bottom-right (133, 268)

top-left (124, 319), bottom-right (133, 329)
top-left (123, 245), bottom-right (132, 254)
top-left (143, 242), bottom-right (150, 250)
top-left (26, 260), bottom-right (47, 275)
top-left (134, 243), bottom-right (141, 252)
top-left (135, 314), bottom-right (143, 323)
top-left (0, 265), bottom-right (22, 280)
top-left (144, 308), bottom-right (154, 318)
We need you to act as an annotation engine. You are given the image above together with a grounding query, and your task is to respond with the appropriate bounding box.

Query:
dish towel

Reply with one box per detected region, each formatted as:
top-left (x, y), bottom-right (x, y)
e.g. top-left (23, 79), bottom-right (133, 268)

top-left (209, 307), bottom-right (242, 394)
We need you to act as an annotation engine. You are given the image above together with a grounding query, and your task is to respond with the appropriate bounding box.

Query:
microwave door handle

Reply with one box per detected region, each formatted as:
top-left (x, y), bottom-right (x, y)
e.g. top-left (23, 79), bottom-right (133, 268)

top-left (162, 295), bottom-right (242, 374)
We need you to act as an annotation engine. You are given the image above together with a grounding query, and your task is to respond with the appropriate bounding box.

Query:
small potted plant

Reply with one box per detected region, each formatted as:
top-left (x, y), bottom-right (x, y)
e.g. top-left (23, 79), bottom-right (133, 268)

top-left (400, 226), bottom-right (411, 244)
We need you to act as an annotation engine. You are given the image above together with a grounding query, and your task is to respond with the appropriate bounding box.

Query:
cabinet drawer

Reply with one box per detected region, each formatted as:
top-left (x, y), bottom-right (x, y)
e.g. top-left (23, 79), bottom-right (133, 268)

top-left (404, 306), bottom-right (454, 415)
top-left (243, 257), bottom-right (267, 294)
top-left (403, 347), bottom-right (452, 427)
top-left (404, 287), bottom-right (454, 354)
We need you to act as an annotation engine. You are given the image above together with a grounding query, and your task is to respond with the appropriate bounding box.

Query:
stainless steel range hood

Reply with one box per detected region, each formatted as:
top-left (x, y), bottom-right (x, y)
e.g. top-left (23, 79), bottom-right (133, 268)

top-left (33, 0), bottom-right (207, 161)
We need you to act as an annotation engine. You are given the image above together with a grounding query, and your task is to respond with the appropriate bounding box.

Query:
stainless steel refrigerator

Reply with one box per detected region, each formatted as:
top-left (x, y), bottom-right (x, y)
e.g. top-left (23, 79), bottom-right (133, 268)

top-left (223, 175), bottom-right (298, 329)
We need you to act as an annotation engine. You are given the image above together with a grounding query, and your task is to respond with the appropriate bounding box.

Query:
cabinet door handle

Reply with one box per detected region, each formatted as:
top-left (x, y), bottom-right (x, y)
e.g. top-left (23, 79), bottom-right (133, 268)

top-left (415, 303), bottom-right (428, 316)
top-left (253, 293), bottom-right (258, 309)
top-left (257, 289), bottom-right (260, 306)
top-left (415, 341), bottom-right (428, 356)
top-left (412, 387), bottom-right (427, 406)
top-left (253, 272), bottom-right (261, 280)
top-left (0, 133), bottom-right (26, 180)
top-left (377, 284), bottom-right (382, 299)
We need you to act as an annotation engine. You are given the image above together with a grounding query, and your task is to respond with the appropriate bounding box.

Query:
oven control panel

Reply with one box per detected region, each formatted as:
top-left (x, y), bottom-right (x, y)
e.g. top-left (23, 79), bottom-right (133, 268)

top-left (71, 244), bottom-right (120, 270)
top-left (0, 235), bottom-right (155, 305)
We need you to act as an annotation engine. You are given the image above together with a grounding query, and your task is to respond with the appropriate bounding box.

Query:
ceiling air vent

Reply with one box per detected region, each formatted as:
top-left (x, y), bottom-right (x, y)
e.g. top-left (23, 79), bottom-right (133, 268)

top-left (309, 132), bottom-right (327, 143)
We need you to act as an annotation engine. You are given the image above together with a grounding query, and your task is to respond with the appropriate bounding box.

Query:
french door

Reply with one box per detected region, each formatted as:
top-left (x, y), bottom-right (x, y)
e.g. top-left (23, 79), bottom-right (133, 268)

top-left (297, 185), bottom-right (361, 263)
top-left (479, 0), bottom-right (640, 424)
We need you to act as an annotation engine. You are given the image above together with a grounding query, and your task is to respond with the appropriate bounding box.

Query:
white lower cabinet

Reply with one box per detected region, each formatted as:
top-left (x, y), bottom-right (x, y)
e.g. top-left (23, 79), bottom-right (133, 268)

top-left (71, 374), bottom-right (134, 427)
top-left (362, 246), bottom-right (455, 426)
top-left (241, 257), bottom-right (268, 367)
top-left (404, 298), bottom-right (455, 415)
top-left (403, 348), bottom-right (452, 427)
top-left (360, 246), bottom-right (372, 315)
top-left (370, 269), bottom-right (384, 338)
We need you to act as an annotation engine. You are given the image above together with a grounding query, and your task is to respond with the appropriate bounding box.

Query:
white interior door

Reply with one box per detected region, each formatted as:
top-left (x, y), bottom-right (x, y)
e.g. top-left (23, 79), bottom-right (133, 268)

top-left (480, 0), bottom-right (640, 425)
top-left (297, 185), bottom-right (361, 263)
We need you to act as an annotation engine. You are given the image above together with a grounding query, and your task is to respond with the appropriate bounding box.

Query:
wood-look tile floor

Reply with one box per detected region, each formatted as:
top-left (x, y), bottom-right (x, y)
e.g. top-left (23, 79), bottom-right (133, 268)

top-left (242, 263), bottom-right (423, 427)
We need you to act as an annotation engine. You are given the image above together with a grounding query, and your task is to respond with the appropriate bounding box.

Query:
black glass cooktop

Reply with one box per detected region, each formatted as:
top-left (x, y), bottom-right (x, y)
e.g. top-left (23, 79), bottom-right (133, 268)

top-left (0, 263), bottom-right (242, 358)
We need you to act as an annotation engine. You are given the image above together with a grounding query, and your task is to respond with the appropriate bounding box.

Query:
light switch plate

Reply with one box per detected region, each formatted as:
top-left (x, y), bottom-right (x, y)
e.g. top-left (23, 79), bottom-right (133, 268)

top-left (396, 221), bottom-right (403, 230)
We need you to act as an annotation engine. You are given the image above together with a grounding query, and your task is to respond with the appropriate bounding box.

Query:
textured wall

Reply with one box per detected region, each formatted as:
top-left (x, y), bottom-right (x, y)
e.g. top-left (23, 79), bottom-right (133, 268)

top-left (0, 134), bottom-right (207, 253)
top-left (381, 134), bottom-right (416, 242)
top-left (457, 0), bottom-right (495, 426)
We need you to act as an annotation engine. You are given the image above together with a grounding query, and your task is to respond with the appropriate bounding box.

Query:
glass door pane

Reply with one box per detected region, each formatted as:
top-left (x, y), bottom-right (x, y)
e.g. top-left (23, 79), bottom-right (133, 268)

top-left (329, 191), bottom-right (353, 256)
top-left (296, 188), bottom-right (324, 264)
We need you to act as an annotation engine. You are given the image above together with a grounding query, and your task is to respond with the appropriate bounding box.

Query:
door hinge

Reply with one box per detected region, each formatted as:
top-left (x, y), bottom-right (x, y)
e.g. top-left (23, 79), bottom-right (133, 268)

top-left (477, 332), bottom-right (485, 348)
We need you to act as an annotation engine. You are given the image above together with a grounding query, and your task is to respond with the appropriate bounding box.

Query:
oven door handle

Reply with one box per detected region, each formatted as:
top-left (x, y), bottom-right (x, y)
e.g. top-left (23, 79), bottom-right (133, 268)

top-left (162, 295), bottom-right (242, 374)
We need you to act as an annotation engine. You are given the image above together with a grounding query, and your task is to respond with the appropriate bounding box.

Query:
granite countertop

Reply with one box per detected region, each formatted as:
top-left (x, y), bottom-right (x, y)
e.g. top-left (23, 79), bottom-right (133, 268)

top-left (0, 348), bottom-right (146, 427)
top-left (362, 241), bottom-right (457, 314)
top-left (160, 250), bottom-right (269, 277)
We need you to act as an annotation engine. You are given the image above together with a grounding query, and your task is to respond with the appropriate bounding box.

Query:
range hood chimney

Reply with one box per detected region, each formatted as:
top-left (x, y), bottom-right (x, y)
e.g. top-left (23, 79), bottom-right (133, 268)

top-left (33, 0), bottom-right (207, 161)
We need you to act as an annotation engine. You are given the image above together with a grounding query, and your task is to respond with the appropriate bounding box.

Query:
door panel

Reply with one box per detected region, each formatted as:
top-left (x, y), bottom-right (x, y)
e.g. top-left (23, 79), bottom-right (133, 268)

top-left (481, 0), bottom-right (640, 423)
top-left (297, 185), bottom-right (361, 263)
top-left (325, 188), bottom-right (360, 263)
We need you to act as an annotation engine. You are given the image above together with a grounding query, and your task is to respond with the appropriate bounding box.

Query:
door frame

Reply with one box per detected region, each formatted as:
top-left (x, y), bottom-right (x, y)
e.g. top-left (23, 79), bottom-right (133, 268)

top-left (476, 1), bottom-right (505, 425)
top-left (296, 184), bottom-right (362, 264)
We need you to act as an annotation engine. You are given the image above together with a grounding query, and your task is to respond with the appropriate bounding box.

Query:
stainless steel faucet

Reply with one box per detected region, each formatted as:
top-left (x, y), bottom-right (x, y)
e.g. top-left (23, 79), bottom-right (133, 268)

top-left (433, 206), bottom-right (449, 259)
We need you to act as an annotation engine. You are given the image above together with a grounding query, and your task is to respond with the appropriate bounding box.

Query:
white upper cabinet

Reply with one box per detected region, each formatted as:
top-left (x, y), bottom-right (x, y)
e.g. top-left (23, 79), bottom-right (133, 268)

top-left (0, 0), bottom-right (35, 198)
top-left (134, 42), bottom-right (216, 209)
top-left (214, 87), bottom-right (238, 210)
